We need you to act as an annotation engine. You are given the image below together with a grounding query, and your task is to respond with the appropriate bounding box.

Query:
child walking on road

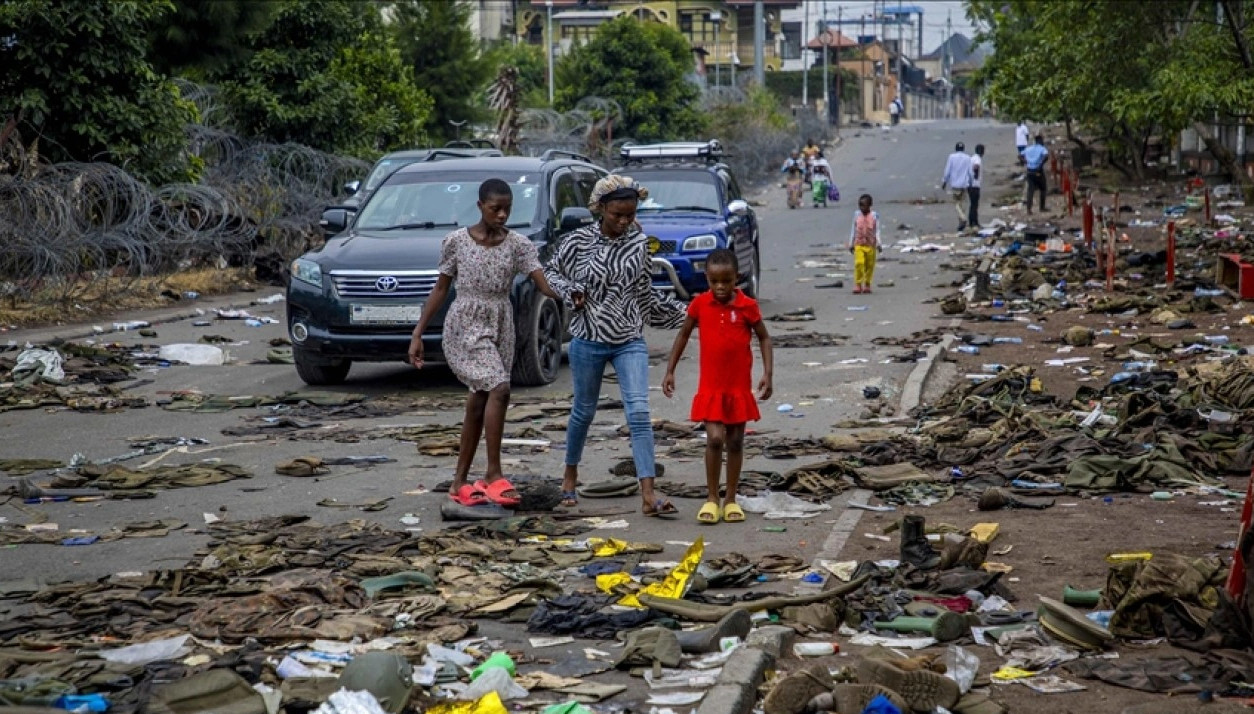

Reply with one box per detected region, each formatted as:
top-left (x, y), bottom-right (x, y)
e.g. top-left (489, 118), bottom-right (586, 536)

top-left (662, 249), bottom-right (774, 525)
top-left (849, 194), bottom-right (882, 294)
top-left (409, 179), bottom-right (566, 508)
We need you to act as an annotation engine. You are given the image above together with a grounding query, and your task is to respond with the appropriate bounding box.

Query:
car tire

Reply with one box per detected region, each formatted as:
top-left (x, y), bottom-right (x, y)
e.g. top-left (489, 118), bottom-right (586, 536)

top-left (741, 242), bottom-right (761, 298)
top-left (513, 292), bottom-right (563, 386)
top-left (294, 348), bottom-right (351, 386)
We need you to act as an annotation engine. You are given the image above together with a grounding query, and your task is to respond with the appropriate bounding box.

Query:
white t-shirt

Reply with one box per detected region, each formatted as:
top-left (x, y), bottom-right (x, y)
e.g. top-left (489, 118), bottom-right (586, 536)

top-left (1015, 124), bottom-right (1029, 147)
top-left (889, 100), bottom-right (900, 116)
top-left (970, 154), bottom-right (983, 188)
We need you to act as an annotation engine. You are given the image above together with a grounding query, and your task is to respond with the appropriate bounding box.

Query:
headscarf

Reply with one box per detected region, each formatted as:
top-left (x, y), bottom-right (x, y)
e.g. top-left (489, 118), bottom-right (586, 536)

top-left (588, 175), bottom-right (649, 212)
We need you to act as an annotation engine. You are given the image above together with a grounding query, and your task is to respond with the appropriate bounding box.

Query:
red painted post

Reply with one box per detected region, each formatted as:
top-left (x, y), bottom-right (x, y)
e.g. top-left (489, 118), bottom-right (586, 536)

top-left (1166, 221), bottom-right (1176, 285)
top-left (1226, 468), bottom-right (1254, 600)
top-left (1106, 223), bottom-right (1116, 291)
top-left (1083, 197), bottom-right (1094, 248)
top-left (1064, 170), bottom-right (1073, 217)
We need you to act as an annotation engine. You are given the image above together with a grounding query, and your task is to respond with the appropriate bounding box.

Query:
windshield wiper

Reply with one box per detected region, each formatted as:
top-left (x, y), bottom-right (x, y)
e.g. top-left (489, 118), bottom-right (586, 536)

top-left (661, 205), bottom-right (719, 213)
top-left (373, 221), bottom-right (459, 231)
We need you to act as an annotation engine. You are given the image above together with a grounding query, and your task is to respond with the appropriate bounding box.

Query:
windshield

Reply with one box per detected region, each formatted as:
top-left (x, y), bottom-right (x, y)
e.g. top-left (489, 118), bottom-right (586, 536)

top-left (631, 173), bottom-right (721, 213)
top-left (356, 172), bottom-right (542, 231)
top-left (363, 157), bottom-right (424, 192)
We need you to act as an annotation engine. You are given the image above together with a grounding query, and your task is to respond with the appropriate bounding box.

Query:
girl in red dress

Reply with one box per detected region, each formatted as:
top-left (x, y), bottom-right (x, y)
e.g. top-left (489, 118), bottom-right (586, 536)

top-left (662, 249), bottom-right (774, 524)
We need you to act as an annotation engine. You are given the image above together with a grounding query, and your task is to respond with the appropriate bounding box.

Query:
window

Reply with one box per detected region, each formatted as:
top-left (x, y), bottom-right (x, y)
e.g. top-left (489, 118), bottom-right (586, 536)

top-left (526, 16), bottom-right (543, 45)
top-left (679, 10), bottom-right (717, 45)
top-left (781, 21), bottom-right (801, 60)
top-left (355, 172), bottom-right (542, 231)
top-left (573, 168), bottom-right (602, 206)
top-left (560, 24), bottom-right (596, 44)
top-left (718, 169), bottom-right (742, 201)
top-left (551, 170), bottom-right (580, 218)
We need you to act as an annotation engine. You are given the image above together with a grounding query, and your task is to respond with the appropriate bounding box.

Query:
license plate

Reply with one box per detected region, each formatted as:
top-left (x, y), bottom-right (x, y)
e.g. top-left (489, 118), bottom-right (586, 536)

top-left (350, 303), bottom-right (423, 325)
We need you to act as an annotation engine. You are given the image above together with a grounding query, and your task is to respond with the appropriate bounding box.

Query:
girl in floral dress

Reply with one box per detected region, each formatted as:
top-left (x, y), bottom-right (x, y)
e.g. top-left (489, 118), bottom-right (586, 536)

top-left (409, 179), bottom-right (565, 507)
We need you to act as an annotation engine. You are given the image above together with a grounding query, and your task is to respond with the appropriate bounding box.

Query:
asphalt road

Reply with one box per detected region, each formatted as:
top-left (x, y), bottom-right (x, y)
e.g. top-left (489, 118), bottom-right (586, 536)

top-left (0, 118), bottom-right (1014, 703)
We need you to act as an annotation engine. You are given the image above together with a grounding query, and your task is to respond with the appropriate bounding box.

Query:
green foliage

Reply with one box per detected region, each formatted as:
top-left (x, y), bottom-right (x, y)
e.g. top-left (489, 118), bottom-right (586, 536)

top-left (148, 0), bottom-right (282, 79)
top-left (215, 0), bottom-right (431, 157)
top-left (763, 67), bottom-right (859, 105)
top-left (389, 0), bottom-right (492, 142)
top-left (555, 16), bottom-right (705, 142)
top-left (0, 0), bottom-right (199, 183)
top-left (485, 42), bottom-right (549, 108)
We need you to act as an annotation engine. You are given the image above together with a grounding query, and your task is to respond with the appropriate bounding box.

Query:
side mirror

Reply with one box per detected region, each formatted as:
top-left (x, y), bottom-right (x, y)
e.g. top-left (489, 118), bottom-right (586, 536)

top-left (343, 180), bottom-right (361, 196)
top-left (320, 208), bottom-right (350, 235)
top-left (559, 207), bottom-right (595, 233)
top-left (728, 199), bottom-right (750, 216)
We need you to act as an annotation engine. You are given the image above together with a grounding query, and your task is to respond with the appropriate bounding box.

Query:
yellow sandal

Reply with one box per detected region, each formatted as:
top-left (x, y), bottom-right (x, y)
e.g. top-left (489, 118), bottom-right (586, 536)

top-left (697, 501), bottom-right (721, 524)
top-left (722, 503), bottom-right (746, 523)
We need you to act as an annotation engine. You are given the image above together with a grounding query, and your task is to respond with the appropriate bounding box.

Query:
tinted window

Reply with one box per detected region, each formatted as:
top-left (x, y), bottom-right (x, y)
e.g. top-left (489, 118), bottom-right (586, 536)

top-left (363, 157), bottom-right (424, 192)
top-left (551, 170), bottom-right (580, 216)
top-left (719, 169), bottom-right (742, 200)
top-left (356, 172), bottom-right (542, 231)
top-left (573, 168), bottom-right (601, 206)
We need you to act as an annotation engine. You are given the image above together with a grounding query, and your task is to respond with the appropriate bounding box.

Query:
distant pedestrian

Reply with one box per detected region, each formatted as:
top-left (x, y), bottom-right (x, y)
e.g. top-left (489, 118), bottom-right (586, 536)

top-left (662, 249), bottom-right (773, 526)
top-left (1023, 135), bottom-right (1049, 214)
top-left (889, 96), bottom-right (902, 126)
top-left (968, 144), bottom-right (984, 229)
top-left (409, 179), bottom-right (566, 508)
top-left (941, 141), bottom-right (974, 232)
top-left (781, 150), bottom-right (805, 209)
top-left (848, 193), bottom-right (882, 294)
top-left (810, 152), bottom-right (832, 207)
top-left (1015, 120), bottom-right (1029, 166)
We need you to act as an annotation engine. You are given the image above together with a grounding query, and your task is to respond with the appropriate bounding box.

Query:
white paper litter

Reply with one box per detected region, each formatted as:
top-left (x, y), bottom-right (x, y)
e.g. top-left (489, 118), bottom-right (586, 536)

top-left (739, 492), bottom-right (832, 519)
top-left (100, 634), bottom-right (192, 665)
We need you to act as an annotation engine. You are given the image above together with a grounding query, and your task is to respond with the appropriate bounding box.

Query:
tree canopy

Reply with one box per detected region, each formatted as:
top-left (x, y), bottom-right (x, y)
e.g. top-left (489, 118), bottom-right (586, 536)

top-left (556, 16), bottom-right (705, 142)
top-left (0, 0), bottom-right (198, 183)
top-left (148, 0), bottom-right (282, 79)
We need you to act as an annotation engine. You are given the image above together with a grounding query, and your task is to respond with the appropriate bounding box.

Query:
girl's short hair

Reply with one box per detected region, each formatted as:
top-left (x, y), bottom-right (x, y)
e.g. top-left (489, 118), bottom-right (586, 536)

top-left (859, 193), bottom-right (873, 204)
top-left (479, 178), bottom-right (512, 201)
top-left (706, 247), bottom-right (738, 273)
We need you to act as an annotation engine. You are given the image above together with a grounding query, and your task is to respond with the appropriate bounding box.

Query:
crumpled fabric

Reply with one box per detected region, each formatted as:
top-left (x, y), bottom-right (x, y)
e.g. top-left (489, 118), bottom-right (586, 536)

top-left (525, 595), bottom-right (659, 639)
top-left (12, 348), bottom-right (65, 386)
top-left (187, 569), bottom-right (378, 643)
top-left (1103, 553), bottom-right (1225, 643)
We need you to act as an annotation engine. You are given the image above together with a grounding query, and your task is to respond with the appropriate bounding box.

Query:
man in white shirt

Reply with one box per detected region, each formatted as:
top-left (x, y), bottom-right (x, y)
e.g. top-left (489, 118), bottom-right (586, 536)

top-left (941, 142), bottom-right (974, 232)
top-left (1015, 121), bottom-right (1029, 165)
top-left (889, 97), bottom-right (901, 126)
top-left (968, 144), bottom-right (984, 229)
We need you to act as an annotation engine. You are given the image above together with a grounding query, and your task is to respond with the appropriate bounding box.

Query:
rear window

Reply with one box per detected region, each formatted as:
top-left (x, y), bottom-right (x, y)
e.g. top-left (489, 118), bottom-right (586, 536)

top-left (357, 172), bottom-right (542, 231)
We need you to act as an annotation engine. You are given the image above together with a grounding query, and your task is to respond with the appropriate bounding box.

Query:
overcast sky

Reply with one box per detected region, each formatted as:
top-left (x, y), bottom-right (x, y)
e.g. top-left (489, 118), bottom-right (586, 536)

top-left (786, 1), bottom-right (980, 56)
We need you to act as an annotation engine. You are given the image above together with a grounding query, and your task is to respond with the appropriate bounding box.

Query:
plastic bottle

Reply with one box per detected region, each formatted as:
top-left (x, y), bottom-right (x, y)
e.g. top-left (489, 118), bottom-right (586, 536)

top-left (991, 299), bottom-right (1005, 307)
top-left (1195, 288), bottom-right (1225, 297)
top-left (982, 363), bottom-right (1004, 374)
top-left (1205, 335), bottom-right (1230, 344)
top-left (1110, 372), bottom-right (1135, 383)
top-left (1027, 324), bottom-right (1044, 332)
top-left (990, 314), bottom-right (1013, 322)
top-left (471, 651), bottom-right (517, 681)
top-left (1122, 361), bottom-right (1156, 371)
top-left (957, 345), bottom-right (980, 355)
top-left (793, 642), bottom-right (839, 657)
top-left (993, 337), bottom-right (1023, 344)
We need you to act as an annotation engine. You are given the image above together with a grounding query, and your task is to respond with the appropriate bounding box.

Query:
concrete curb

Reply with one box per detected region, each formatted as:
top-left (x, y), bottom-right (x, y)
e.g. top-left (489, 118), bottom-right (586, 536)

top-left (698, 627), bottom-right (792, 714)
top-left (898, 317), bottom-right (963, 414)
top-left (6, 291), bottom-right (280, 345)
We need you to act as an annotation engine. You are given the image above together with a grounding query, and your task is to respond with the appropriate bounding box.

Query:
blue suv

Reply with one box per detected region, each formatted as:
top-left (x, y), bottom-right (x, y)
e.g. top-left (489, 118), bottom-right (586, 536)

top-left (616, 141), bottom-right (760, 299)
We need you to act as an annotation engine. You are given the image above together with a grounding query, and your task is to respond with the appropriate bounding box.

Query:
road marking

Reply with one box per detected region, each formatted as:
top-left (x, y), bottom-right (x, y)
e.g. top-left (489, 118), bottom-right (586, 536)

top-left (813, 488), bottom-right (874, 564)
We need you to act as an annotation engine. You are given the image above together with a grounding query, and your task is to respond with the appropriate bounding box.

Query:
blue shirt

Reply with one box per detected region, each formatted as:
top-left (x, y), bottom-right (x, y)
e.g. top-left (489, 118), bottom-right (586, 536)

top-left (1023, 144), bottom-right (1049, 170)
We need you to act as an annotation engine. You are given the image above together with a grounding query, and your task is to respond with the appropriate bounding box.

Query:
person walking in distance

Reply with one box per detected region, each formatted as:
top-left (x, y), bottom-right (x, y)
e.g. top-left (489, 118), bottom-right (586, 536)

top-left (1023, 135), bottom-right (1049, 214)
top-left (889, 96), bottom-right (902, 126)
top-left (662, 249), bottom-right (774, 525)
top-left (1015, 120), bottom-right (1029, 166)
top-left (781, 150), bottom-right (805, 209)
top-left (941, 142), bottom-right (973, 232)
top-left (968, 144), bottom-right (984, 230)
top-left (848, 193), bottom-right (882, 294)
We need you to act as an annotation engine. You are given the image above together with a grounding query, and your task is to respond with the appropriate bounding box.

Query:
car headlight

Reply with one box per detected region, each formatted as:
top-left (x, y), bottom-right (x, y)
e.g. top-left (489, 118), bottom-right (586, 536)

top-left (682, 234), bottom-right (719, 251)
top-left (291, 258), bottom-right (322, 287)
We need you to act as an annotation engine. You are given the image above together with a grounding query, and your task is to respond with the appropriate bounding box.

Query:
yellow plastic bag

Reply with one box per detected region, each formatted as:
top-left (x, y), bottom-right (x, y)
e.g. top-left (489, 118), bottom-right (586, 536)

top-left (991, 666), bottom-right (1039, 681)
top-left (618, 538), bottom-right (703, 608)
top-left (595, 572), bottom-right (636, 595)
top-left (426, 692), bottom-right (508, 714)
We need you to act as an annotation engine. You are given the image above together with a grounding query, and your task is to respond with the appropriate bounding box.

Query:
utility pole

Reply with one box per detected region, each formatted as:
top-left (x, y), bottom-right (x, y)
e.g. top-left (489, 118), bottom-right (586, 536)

top-left (802, 0), bottom-right (809, 106)
top-left (945, 10), bottom-right (952, 118)
top-left (713, 11), bottom-right (722, 90)
top-left (546, 0), bottom-right (554, 105)
top-left (753, 0), bottom-right (765, 85)
top-left (897, 0), bottom-right (903, 115)
top-left (821, 2), bottom-right (829, 113)
top-left (835, 5), bottom-right (842, 129)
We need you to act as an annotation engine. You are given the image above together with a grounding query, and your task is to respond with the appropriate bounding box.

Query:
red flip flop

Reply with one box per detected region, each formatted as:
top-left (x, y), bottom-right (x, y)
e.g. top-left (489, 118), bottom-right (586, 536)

top-left (450, 483), bottom-right (488, 506)
top-left (476, 478), bottom-right (521, 508)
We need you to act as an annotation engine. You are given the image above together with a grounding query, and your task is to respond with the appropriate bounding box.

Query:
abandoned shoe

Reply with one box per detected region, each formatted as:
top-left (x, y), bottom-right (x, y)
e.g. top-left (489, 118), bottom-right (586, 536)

top-left (764, 662), bottom-right (834, 714)
top-left (977, 487), bottom-right (1010, 511)
top-left (675, 609), bottom-right (752, 653)
top-left (899, 514), bottom-right (941, 570)
top-left (856, 657), bottom-right (959, 712)
top-left (806, 684), bottom-right (909, 713)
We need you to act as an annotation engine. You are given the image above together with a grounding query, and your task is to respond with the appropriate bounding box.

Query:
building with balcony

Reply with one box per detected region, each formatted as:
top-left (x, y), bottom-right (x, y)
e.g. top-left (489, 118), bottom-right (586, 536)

top-left (514, 1), bottom-right (801, 80)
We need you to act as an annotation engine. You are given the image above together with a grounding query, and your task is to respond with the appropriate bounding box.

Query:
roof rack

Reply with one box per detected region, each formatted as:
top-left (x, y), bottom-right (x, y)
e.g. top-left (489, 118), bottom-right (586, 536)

top-left (446, 139), bottom-right (500, 150)
top-left (619, 140), bottom-right (724, 164)
top-left (539, 149), bottom-right (595, 164)
top-left (420, 148), bottom-right (503, 162)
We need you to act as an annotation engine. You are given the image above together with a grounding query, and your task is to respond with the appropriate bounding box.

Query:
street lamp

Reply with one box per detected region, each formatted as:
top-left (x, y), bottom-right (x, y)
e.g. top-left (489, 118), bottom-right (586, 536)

top-left (711, 11), bottom-right (722, 89)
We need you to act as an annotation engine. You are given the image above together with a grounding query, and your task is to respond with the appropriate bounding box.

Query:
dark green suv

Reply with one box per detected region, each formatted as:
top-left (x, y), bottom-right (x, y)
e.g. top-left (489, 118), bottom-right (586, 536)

top-left (287, 152), bottom-right (607, 386)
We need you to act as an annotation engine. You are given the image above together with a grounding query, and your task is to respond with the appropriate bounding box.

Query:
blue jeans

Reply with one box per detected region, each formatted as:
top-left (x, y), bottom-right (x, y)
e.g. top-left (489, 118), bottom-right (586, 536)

top-left (565, 337), bottom-right (656, 479)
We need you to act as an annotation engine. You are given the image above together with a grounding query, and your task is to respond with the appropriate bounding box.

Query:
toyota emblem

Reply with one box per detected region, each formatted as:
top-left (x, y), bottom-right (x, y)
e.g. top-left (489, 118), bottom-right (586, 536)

top-left (375, 276), bottom-right (399, 292)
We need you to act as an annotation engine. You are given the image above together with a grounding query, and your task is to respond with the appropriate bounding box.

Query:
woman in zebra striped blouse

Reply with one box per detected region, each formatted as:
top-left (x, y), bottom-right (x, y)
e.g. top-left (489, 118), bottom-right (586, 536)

top-left (544, 175), bottom-right (686, 516)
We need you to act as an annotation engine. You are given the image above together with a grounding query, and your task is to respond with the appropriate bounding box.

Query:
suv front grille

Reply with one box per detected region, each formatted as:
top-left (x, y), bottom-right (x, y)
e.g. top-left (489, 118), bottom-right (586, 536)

top-left (657, 240), bottom-right (677, 253)
top-left (330, 271), bottom-right (438, 299)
